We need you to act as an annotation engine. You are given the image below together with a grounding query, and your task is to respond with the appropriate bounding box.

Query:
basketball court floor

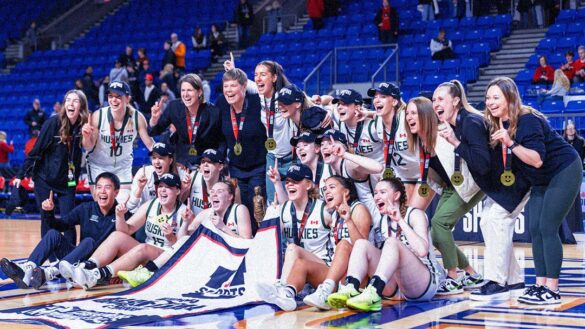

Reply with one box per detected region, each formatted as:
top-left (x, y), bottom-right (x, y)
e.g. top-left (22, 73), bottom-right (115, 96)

top-left (1, 219), bottom-right (585, 328)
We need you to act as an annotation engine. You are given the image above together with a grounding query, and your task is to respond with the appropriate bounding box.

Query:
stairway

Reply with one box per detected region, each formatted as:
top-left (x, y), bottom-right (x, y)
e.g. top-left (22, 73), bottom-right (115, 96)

top-left (202, 15), bottom-right (309, 82)
top-left (467, 28), bottom-right (547, 104)
top-left (202, 24), bottom-right (242, 82)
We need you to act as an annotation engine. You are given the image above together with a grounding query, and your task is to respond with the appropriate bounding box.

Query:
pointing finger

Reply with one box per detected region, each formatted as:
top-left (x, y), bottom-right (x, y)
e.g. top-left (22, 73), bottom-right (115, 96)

top-left (230, 52), bottom-right (234, 64)
top-left (49, 191), bottom-right (53, 202)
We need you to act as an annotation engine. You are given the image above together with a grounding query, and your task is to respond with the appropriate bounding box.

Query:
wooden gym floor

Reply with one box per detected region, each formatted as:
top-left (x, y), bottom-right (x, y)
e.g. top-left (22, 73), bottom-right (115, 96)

top-left (1, 219), bottom-right (585, 328)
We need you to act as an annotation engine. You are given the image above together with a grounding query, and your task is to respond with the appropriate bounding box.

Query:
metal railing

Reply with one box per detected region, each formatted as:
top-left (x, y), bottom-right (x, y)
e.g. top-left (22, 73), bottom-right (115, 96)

top-left (303, 44), bottom-right (399, 96)
top-left (262, 14), bottom-right (298, 34)
top-left (303, 50), bottom-right (333, 96)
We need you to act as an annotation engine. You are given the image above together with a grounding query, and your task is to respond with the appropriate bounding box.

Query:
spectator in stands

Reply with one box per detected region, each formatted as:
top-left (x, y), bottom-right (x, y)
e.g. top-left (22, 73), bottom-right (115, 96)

top-left (430, 28), bottom-right (455, 60)
top-left (18, 90), bottom-right (90, 250)
top-left (574, 46), bottom-right (585, 83)
top-left (24, 98), bottom-right (47, 136)
top-left (419, 0), bottom-right (435, 21)
top-left (307, 0), bottom-right (325, 30)
top-left (51, 102), bottom-right (62, 117)
top-left (266, 1), bottom-right (282, 33)
top-left (74, 79), bottom-right (84, 92)
top-left (563, 121), bottom-right (584, 233)
top-left (454, 0), bottom-right (466, 19)
top-left (0, 131), bottom-right (13, 169)
top-left (560, 51), bottom-right (575, 82)
top-left (82, 66), bottom-right (98, 110)
top-left (98, 76), bottom-right (110, 107)
top-left (191, 27), bottom-right (207, 51)
top-left (374, 0), bottom-right (399, 44)
top-left (160, 64), bottom-right (177, 95)
top-left (109, 59), bottom-right (128, 83)
top-left (235, 0), bottom-right (255, 48)
top-left (160, 82), bottom-right (176, 101)
top-left (171, 33), bottom-right (187, 72)
top-left (532, 55), bottom-right (554, 85)
top-left (126, 63), bottom-right (142, 107)
top-left (517, 0), bottom-right (541, 28)
top-left (209, 24), bottom-right (226, 62)
top-left (138, 59), bottom-right (154, 89)
top-left (25, 21), bottom-right (38, 51)
top-left (118, 45), bottom-right (135, 68)
top-left (142, 74), bottom-right (161, 118)
top-left (162, 40), bottom-right (176, 70)
top-left (136, 48), bottom-right (149, 71)
top-left (538, 69), bottom-right (570, 105)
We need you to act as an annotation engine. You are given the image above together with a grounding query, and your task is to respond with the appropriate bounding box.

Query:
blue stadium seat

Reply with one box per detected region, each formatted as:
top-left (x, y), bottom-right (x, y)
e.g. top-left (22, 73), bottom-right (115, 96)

top-left (566, 100), bottom-right (585, 113)
top-left (540, 100), bottom-right (565, 113)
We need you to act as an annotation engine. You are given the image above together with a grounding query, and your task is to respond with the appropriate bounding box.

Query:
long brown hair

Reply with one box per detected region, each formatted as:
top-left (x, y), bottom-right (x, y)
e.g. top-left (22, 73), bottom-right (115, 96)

top-left (484, 77), bottom-right (545, 147)
top-left (60, 90), bottom-right (90, 144)
top-left (406, 97), bottom-right (438, 153)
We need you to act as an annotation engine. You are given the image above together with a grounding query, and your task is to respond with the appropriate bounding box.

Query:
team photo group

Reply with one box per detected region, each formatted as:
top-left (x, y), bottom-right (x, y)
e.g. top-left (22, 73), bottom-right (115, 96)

top-left (0, 51), bottom-right (580, 314)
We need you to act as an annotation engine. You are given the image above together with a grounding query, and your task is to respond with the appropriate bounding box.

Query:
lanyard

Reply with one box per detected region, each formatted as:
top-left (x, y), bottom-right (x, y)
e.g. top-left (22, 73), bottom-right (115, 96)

top-left (345, 122), bottom-right (364, 153)
top-left (418, 141), bottom-right (430, 184)
top-left (333, 214), bottom-right (345, 245)
top-left (290, 199), bottom-right (314, 246)
top-left (185, 108), bottom-right (203, 146)
top-left (314, 161), bottom-right (324, 189)
top-left (108, 108), bottom-right (130, 154)
top-left (230, 99), bottom-right (248, 144)
top-left (223, 204), bottom-right (234, 225)
top-left (502, 144), bottom-right (512, 171)
top-left (202, 178), bottom-right (209, 209)
top-left (264, 97), bottom-right (275, 139)
top-left (383, 115), bottom-right (399, 170)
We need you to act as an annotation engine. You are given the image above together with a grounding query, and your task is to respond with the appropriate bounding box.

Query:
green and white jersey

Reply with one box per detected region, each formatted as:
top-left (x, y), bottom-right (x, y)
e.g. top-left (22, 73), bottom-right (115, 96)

top-left (144, 199), bottom-right (185, 250)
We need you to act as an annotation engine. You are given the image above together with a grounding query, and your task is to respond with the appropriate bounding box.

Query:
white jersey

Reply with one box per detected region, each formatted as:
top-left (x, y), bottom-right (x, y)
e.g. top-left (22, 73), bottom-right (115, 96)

top-left (280, 199), bottom-right (333, 264)
top-left (371, 211), bottom-right (399, 249)
top-left (398, 208), bottom-right (441, 279)
top-left (259, 95), bottom-right (298, 158)
top-left (87, 106), bottom-right (139, 183)
top-left (374, 110), bottom-right (419, 183)
top-left (340, 160), bottom-right (377, 215)
top-left (144, 199), bottom-right (185, 250)
top-left (223, 203), bottom-right (243, 235)
top-left (317, 163), bottom-right (334, 200)
top-left (331, 200), bottom-right (372, 244)
top-left (188, 172), bottom-right (212, 216)
top-left (127, 165), bottom-right (157, 213)
top-left (337, 117), bottom-right (385, 165)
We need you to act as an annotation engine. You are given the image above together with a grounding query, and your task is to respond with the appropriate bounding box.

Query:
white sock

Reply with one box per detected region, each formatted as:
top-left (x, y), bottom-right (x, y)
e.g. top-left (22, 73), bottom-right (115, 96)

top-left (322, 279), bottom-right (336, 294)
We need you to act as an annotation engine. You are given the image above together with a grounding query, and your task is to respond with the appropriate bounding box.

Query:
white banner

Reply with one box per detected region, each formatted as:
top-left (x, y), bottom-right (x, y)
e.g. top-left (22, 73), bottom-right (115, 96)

top-left (0, 219), bottom-right (282, 328)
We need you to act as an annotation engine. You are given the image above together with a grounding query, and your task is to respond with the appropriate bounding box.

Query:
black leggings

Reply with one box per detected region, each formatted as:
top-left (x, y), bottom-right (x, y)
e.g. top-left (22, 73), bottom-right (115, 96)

top-left (527, 158), bottom-right (582, 278)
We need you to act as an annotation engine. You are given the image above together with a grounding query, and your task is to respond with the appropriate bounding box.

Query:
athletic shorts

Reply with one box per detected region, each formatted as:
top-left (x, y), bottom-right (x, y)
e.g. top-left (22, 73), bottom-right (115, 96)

top-left (87, 162), bottom-right (133, 186)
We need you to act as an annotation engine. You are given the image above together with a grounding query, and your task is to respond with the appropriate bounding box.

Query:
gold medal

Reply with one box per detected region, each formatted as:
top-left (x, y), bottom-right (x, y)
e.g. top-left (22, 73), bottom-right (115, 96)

top-left (188, 146), bottom-right (197, 156)
top-left (234, 143), bottom-right (242, 156)
top-left (382, 168), bottom-right (395, 179)
top-left (450, 171), bottom-right (464, 186)
top-left (265, 138), bottom-right (276, 151)
top-left (500, 170), bottom-right (515, 186)
top-left (154, 214), bottom-right (169, 225)
top-left (418, 183), bottom-right (430, 197)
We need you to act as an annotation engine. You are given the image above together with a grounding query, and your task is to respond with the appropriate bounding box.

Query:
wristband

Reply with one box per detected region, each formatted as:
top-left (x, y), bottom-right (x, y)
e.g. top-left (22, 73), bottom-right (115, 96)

top-left (509, 141), bottom-right (519, 150)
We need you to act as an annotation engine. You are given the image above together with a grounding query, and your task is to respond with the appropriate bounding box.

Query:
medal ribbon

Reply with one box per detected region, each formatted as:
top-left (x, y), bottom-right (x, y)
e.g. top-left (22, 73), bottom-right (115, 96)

top-left (108, 108), bottom-right (130, 154)
top-left (290, 198), bottom-right (314, 246)
top-left (419, 141), bottom-right (430, 184)
top-left (202, 178), bottom-right (209, 209)
top-left (264, 97), bottom-right (275, 139)
top-left (502, 144), bottom-right (512, 171)
top-left (314, 161), bottom-right (324, 189)
top-left (185, 108), bottom-right (203, 147)
top-left (230, 99), bottom-right (247, 146)
top-left (349, 121), bottom-right (364, 154)
top-left (383, 116), bottom-right (399, 171)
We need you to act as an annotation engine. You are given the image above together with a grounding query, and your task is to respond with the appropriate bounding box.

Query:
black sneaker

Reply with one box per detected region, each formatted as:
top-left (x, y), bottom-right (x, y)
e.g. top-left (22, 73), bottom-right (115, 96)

top-left (517, 284), bottom-right (542, 303)
top-left (506, 282), bottom-right (526, 297)
top-left (518, 286), bottom-right (561, 305)
top-left (470, 280), bottom-right (509, 301)
top-left (0, 258), bottom-right (33, 289)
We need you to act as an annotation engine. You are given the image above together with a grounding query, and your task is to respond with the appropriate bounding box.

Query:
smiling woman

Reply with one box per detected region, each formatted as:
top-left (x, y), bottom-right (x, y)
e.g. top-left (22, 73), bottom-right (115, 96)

top-left (217, 68), bottom-right (267, 229)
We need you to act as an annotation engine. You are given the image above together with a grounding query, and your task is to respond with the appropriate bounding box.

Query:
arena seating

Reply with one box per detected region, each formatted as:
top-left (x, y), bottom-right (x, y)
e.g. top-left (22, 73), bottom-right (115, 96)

top-left (220, 0), bottom-right (510, 101)
top-left (515, 7), bottom-right (585, 127)
top-left (0, 0), bottom-right (237, 166)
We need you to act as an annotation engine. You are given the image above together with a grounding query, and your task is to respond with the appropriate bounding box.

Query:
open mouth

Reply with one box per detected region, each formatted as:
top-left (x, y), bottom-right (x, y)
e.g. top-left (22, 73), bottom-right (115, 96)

top-left (435, 109), bottom-right (445, 119)
top-left (322, 151), bottom-right (332, 162)
top-left (153, 164), bottom-right (163, 173)
top-left (66, 107), bottom-right (75, 114)
top-left (286, 186), bottom-right (298, 197)
top-left (159, 192), bottom-right (169, 203)
top-left (256, 82), bottom-right (265, 93)
top-left (98, 194), bottom-right (108, 202)
top-left (376, 200), bottom-right (386, 211)
top-left (225, 93), bottom-right (236, 103)
top-left (298, 151), bottom-right (308, 162)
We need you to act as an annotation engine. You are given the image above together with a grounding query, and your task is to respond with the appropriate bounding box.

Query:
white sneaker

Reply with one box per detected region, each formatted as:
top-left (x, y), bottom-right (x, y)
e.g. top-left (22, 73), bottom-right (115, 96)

top-left (72, 267), bottom-right (99, 290)
top-left (255, 281), bottom-right (297, 311)
top-left (303, 283), bottom-right (331, 310)
top-left (58, 261), bottom-right (77, 282)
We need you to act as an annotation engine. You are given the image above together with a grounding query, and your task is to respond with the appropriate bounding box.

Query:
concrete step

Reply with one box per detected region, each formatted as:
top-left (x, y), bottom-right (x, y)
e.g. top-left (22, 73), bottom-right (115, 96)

top-left (493, 53), bottom-right (535, 60)
top-left (504, 37), bottom-right (544, 45)
top-left (488, 57), bottom-right (532, 65)
top-left (482, 63), bottom-right (525, 71)
top-left (501, 42), bottom-right (540, 50)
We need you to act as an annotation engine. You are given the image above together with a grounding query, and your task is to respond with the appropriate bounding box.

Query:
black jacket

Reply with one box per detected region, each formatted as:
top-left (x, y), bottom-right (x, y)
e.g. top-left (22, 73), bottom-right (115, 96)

top-left (235, 2), bottom-right (254, 26)
top-left (148, 99), bottom-right (225, 168)
top-left (141, 86), bottom-right (162, 115)
top-left (23, 108), bottom-right (47, 135)
top-left (566, 135), bottom-right (585, 163)
top-left (162, 49), bottom-right (176, 70)
top-left (19, 116), bottom-right (83, 191)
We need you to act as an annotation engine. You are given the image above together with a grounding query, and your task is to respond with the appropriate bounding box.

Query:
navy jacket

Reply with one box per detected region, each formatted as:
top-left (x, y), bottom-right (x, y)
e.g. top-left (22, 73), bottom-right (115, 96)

top-left (148, 99), bottom-right (225, 168)
top-left (514, 112), bottom-right (579, 186)
top-left (42, 201), bottom-right (128, 245)
top-left (217, 92), bottom-right (267, 175)
top-left (19, 116), bottom-right (83, 192)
